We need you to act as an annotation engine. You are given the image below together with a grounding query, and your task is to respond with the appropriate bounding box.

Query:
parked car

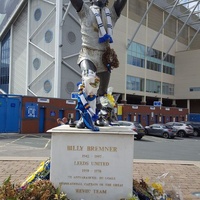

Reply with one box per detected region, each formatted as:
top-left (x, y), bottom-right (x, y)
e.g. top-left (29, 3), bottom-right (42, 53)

top-left (182, 121), bottom-right (200, 137)
top-left (165, 122), bottom-right (194, 137)
top-left (145, 123), bottom-right (177, 139)
top-left (117, 121), bottom-right (145, 140)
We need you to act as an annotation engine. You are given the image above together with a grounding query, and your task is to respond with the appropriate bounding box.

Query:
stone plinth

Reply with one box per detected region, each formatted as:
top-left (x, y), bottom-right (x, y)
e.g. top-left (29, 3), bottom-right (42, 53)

top-left (48, 125), bottom-right (134, 200)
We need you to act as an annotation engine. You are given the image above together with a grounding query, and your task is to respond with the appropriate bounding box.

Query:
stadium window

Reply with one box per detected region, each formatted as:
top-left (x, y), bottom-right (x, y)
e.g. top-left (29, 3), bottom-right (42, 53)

top-left (126, 75), bottom-right (144, 91)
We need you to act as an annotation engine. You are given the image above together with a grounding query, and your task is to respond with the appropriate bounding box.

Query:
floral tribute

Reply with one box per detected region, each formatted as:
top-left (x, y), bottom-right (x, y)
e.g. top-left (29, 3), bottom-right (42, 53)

top-left (131, 178), bottom-right (182, 200)
top-left (0, 159), bottom-right (181, 200)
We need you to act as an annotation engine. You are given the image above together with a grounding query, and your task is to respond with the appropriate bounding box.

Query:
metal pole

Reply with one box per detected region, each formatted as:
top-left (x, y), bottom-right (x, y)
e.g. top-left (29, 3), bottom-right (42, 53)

top-left (163, 0), bottom-right (200, 61)
top-left (25, 0), bottom-right (31, 95)
top-left (186, 27), bottom-right (200, 50)
top-left (127, 0), bottom-right (155, 50)
top-left (124, 0), bottom-right (129, 102)
top-left (148, 0), bottom-right (179, 52)
top-left (54, 0), bottom-right (63, 97)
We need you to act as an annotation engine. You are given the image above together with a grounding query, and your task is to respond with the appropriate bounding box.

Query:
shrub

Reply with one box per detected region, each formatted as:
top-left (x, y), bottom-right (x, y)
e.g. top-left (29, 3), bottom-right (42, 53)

top-left (0, 176), bottom-right (68, 200)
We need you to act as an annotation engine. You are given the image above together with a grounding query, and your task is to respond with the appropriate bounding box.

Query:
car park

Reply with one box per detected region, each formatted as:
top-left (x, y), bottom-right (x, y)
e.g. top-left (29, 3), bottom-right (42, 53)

top-left (145, 123), bottom-right (177, 139)
top-left (117, 121), bottom-right (145, 140)
top-left (165, 122), bottom-right (194, 137)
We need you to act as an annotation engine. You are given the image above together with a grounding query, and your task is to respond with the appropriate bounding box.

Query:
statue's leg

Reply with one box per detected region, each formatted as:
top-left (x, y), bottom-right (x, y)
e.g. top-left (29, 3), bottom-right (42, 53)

top-left (76, 59), bottom-right (100, 131)
top-left (96, 71), bottom-right (111, 96)
top-left (80, 59), bottom-right (97, 73)
top-left (96, 71), bottom-right (117, 125)
top-left (95, 71), bottom-right (111, 125)
top-left (96, 71), bottom-right (110, 111)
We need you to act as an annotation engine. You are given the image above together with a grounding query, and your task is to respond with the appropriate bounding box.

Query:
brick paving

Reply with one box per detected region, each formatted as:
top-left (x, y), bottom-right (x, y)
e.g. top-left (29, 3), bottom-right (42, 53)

top-left (0, 160), bottom-right (42, 185)
top-left (133, 161), bottom-right (200, 200)
top-left (0, 159), bottom-right (199, 199)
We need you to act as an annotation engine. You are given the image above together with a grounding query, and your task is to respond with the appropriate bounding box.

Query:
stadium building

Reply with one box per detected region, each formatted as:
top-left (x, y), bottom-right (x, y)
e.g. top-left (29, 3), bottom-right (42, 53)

top-left (1, 0), bottom-right (200, 132)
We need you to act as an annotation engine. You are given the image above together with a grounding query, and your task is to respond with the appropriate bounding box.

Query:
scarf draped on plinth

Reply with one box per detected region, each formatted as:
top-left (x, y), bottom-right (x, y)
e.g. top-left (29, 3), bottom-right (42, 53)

top-left (90, 6), bottom-right (113, 43)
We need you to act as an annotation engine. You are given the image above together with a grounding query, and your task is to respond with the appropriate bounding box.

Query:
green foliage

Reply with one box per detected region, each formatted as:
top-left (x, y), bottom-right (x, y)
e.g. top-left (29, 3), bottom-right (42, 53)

top-left (127, 196), bottom-right (139, 200)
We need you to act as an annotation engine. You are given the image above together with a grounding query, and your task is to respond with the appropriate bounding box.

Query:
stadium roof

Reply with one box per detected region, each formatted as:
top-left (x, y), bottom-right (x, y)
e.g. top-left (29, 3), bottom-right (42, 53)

top-left (153, 0), bottom-right (200, 30)
top-left (128, 0), bottom-right (200, 55)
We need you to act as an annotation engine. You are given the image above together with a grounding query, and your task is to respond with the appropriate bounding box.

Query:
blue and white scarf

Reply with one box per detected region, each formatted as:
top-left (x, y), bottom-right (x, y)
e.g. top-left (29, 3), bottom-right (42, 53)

top-left (90, 6), bottom-right (113, 43)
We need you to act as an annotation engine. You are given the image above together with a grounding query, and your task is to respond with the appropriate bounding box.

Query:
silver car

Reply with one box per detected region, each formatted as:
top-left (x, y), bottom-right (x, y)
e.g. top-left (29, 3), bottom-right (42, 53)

top-left (117, 121), bottom-right (145, 140)
top-left (145, 123), bottom-right (177, 139)
top-left (165, 122), bottom-right (194, 137)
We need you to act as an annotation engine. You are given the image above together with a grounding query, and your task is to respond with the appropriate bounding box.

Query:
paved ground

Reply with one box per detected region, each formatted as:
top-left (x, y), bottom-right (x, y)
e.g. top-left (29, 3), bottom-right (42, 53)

top-left (0, 133), bottom-right (200, 199)
top-left (133, 160), bottom-right (200, 200)
top-left (0, 158), bottom-right (200, 199)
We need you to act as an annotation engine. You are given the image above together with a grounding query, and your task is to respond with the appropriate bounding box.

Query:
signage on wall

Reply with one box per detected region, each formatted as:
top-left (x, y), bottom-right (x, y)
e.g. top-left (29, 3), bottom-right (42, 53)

top-left (153, 101), bottom-right (162, 107)
top-left (132, 105), bottom-right (138, 109)
top-left (71, 92), bottom-right (78, 99)
top-left (66, 100), bottom-right (76, 104)
top-left (37, 98), bottom-right (50, 103)
top-left (50, 111), bottom-right (56, 117)
top-left (25, 103), bottom-right (38, 118)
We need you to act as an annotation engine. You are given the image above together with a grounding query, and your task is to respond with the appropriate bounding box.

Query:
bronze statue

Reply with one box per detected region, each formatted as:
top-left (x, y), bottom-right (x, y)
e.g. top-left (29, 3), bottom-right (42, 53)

top-left (70, 0), bottom-right (127, 130)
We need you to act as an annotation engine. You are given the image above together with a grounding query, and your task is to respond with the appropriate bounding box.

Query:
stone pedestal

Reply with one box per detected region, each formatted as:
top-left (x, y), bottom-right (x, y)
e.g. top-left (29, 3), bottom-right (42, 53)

top-left (48, 125), bottom-right (134, 200)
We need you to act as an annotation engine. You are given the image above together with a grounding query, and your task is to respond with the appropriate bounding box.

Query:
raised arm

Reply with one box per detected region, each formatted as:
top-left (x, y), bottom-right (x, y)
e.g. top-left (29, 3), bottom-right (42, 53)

top-left (70, 0), bottom-right (83, 12)
top-left (113, 0), bottom-right (127, 17)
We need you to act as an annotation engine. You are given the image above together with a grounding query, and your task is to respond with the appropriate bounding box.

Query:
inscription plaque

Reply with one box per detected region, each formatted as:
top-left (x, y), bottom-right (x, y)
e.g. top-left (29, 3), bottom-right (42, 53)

top-left (49, 126), bottom-right (134, 200)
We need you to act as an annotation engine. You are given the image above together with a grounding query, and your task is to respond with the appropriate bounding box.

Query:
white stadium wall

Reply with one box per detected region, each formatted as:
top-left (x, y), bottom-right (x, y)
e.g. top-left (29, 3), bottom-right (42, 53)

top-left (175, 49), bottom-right (200, 99)
top-left (11, 6), bottom-right (28, 95)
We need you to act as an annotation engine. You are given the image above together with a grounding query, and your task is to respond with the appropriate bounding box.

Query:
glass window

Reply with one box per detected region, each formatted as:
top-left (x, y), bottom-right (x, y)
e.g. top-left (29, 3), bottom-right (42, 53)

top-left (127, 41), bottom-right (175, 75)
top-left (45, 30), bottom-right (53, 43)
top-left (34, 8), bottom-right (42, 21)
top-left (162, 82), bottom-right (174, 95)
top-left (44, 80), bottom-right (52, 93)
top-left (190, 87), bottom-right (200, 92)
top-left (163, 65), bottom-right (175, 75)
top-left (127, 41), bottom-right (145, 68)
top-left (33, 58), bottom-right (41, 70)
top-left (137, 43), bottom-right (145, 55)
top-left (127, 75), bottom-right (144, 91)
top-left (147, 61), bottom-right (161, 72)
top-left (0, 0), bottom-right (20, 33)
top-left (163, 53), bottom-right (175, 64)
top-left (146, 79), bottom-right (161, 93)
top-left (147, 47), bottom-right (162, 60)
top-left (127, 55), bottom-right (144, 68)
top-left (0, 31), bottom-right (10, 93)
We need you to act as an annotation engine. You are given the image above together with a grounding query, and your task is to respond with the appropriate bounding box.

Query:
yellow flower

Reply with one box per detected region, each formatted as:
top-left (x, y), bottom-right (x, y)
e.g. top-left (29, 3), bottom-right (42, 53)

top-left (144, 177), bottom-right (150, 184)
top-left (151, 182), bottom-right (164, 194)
top-left (106, 94), bottom-right (116, 107)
